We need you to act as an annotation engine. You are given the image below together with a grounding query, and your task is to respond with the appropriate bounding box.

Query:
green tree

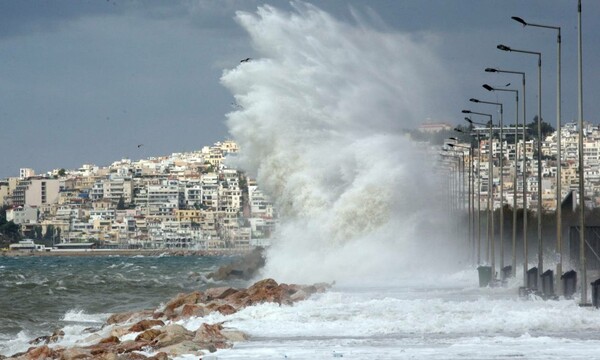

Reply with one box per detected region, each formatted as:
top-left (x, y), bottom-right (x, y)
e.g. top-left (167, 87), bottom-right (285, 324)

top-left (58, 168), bottom-right (66, 177)
top-left (44, 225), bottom-right (55, 240)
top-left (34, 226), bottom-right (43, 240)
top-left (117, 196), bottom-right (126, 210)
top-left (527, 116), bottom-right (555, 140)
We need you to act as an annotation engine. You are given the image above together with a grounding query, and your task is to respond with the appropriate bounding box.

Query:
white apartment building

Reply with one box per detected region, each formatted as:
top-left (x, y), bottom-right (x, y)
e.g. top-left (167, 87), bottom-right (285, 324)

top-left (19, 168), bottom-right (35, 179)
top-left (11, 178), bottom-right (60, 207)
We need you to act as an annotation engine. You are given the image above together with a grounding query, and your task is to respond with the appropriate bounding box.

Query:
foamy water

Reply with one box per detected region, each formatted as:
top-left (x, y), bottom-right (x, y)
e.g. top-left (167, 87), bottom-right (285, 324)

top-left (222, 2), bottom-right (458, 284)
top-left (168, 270), bottom-right (600, 360)
top-left (4, 262), bottom-right (600, 358)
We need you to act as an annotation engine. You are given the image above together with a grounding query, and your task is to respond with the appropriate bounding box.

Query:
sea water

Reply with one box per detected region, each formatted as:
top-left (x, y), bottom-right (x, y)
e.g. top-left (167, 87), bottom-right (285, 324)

top-left (0, 254), bottom-right (241, 356)
top-left (4, 258), bottom-right (600, 359)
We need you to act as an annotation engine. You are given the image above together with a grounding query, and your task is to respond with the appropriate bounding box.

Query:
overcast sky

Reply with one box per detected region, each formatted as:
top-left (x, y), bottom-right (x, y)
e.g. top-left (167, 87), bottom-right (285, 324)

top-left (1, 0), bottom-right (598, 179)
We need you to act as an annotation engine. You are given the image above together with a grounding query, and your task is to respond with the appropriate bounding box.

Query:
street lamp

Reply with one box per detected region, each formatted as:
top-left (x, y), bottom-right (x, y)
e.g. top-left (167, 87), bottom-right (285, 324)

top-left (470, 98), bottom-right (505, 273)
top-left (497, 43), bottom-right (544, 287)
top-left (512, 14), bottom-right (564, 295)
top-left (464, 111), bottom-right (495, 279)
top-left (449, 141), bottom-right (473, 261)
top-left (485, 67), bottom-right (528, 283)
top-left (577, 0), bottom-right (587, 305)
top-left (483, 84), bottom-right (519, 279)
top-left (462, 119), bottom-right (484, 265)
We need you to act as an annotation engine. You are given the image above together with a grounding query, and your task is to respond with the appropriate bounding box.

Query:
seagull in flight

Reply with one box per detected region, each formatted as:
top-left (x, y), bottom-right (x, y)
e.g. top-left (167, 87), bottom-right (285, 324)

top-left (137, 144), bottom-right (143, 148)
top-left (240, 57), bottom-right (251, 63)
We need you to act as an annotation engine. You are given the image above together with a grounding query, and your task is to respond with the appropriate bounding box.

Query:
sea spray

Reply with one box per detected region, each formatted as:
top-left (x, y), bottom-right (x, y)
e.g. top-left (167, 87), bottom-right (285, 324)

top-left (222, 2), bottom-right (462, 283)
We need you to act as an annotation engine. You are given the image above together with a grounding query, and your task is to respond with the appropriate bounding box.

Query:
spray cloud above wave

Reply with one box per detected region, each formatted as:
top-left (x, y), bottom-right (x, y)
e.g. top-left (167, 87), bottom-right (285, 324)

top-left (221, 2), bottom-right (462, 283)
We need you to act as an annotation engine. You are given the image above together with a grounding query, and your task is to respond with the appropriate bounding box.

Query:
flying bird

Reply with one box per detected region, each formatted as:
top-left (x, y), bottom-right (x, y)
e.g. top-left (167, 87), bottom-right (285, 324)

top-left (137, 144), bottom-right (143, 148)
top-left (240, 58), bottom-right (251, 63)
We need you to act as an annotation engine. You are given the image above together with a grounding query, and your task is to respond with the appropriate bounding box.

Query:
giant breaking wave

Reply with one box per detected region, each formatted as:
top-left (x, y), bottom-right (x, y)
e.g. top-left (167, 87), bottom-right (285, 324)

top-left (221, 2), bottom-right (462, 283)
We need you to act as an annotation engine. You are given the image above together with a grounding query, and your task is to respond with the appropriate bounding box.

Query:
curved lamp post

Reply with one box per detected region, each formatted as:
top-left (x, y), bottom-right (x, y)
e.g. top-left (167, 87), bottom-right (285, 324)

top-left (512, 14), bottom-right (564, 295)
top-left (470, 99), bottom-right (505, 273)
top-left (449, 141), bottom-right (473, 261)
top-left (464, 111), bottom-right (495, 279)
top-left (462, 120), bottom-right (484, 265)
top-left (577, 0), bottom-right (587, 304)
top-left (497, 44), bottom-right (545, 285)
top-left (485, 67), bottom-right (528, 283)
top-left (483, 84), bottom-right (519, 278)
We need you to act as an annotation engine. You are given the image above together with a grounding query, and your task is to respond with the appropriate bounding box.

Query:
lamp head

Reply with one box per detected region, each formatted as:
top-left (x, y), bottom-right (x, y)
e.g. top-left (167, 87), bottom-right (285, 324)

top-left (461, 110), bottom-right (471, 114)
top-left (454, 127), bottom-right (463, 133)
top-left (485, 68), bottom-right (498, 73)
top-left (464, 117), bottom-right (473, 123)
top-left (511, 16), bottom-right (527, 26)
top-left (469, 98), bottom-right (479, 103)
top-left (497, 44), bottom-right (511, 51)
top-left (449, 137), bottom-right (458, 141)
top-left (482, 84), bottom-right (494, 91)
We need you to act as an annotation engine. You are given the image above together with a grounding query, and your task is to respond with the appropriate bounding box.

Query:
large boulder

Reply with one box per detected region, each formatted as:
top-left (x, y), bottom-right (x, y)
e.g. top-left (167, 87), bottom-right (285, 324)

top-left (163, 291), bottom-right (204, 314)
top-left (128, 319), bottom-right (165, 333)
top-left (204, 287), bottom-right (239, 300)
top-left (207, 248), bottom-right (265, 281)
top-left (151, 324), bottom-right (194, 348)
top-left (179, 304), bottom-right (207, 319)
top-left (193, 323), bottom-right (230, 351)
top-left (135, 329), bottom-right (162, 342)
top-left (246, 278), bottom-right (291, 305)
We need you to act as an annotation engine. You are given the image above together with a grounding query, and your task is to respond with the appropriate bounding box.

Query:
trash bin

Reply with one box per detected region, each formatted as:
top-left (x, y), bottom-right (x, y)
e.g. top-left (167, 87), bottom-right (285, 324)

top-left (477, 266), bottom-right (492, 287)
top-left (541, 269), bottom-right (554, 297)
top-left (501, 266), bottom-right (512, 281)
top-left (561, 270), bottom-right (577, 299)
top-left (527, 267), bottom-right (538, 290)
top-left (591, 278), bottom-right (600, 308)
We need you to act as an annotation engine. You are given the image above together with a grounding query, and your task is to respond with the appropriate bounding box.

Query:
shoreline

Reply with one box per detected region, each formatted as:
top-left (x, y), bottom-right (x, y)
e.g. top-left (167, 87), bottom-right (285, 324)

top-left (0, 248), bottom-right (252, 258)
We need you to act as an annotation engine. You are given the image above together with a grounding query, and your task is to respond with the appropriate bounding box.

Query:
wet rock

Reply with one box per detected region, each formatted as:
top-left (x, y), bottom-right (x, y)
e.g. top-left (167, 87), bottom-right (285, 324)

top-left (115, 340), bottom-right (150, 353)
top-left (152, 324), bottom-right (194, 348)
top-left (192, 323), bottom-right (230, 350)
top-left (135, 328), bottom-right (162, 342)
top-left (28, 329), bottom-right (64, 346)
top-left (204, 287), bottom-right (239, 300)
top-left (163, 291), bottom-right (204, 313)
top-left (215, 304), bottom-right (237, 315)
top-left (60, 347), bottom-right (92, 360)
top-left (207, 247), bottom-right (265, 281)
top-left (106, 310), bottom-right (154, 325)
top-left (22, 345), bottom-right (56, 360)
top-left (99, 335), bottom-right (121, 344)
top-left (246, 278), bottom-right (291, 305)
top-left (221, 329), bottom-right (249, 342)
top-left (128, 319), bottom-right (164, 332)
top-left (146, 352), bottom-right (168, 360)
top-left (179, 303), bottom-right (206, 319)
top-left (106, 311), bottom-right (137, 325)
top-left (110, 325), bottom-right (132, 338)
top-left (155, 340), bottom-right (205, 357)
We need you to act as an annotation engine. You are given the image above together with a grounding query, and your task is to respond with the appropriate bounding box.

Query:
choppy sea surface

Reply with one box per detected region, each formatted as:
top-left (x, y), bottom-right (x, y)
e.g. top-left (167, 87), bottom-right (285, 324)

top-left (0, 254), bottom-right (242, 356)
top-left (3, 257), bottom-right (600, 359)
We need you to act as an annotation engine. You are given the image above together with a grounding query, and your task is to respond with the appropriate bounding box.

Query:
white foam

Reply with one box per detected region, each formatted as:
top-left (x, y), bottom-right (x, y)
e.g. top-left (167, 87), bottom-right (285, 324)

top-left (62, 309), bottom-right (110, 323)
top-left (222, 2), bottom-right (460, 284)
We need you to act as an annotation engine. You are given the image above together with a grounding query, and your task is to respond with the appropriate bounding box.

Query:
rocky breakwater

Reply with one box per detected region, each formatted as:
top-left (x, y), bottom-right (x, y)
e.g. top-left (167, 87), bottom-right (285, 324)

top-left (7, 279), bottom-right (331, 360)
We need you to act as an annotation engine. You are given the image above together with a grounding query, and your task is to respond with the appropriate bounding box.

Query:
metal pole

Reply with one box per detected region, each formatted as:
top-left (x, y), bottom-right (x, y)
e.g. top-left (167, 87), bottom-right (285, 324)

top-left (499, 104), bottom-right (505, 272)
top-left (577, 0), bottom-right (587, 305)
top-left (536, 53), bottom-right (543, 282)
top-left (477, 130), bottom-right (482, 264)
top-left (512, 92), bottom-right (519, 277)
top-left (522, 75), bottom-right (528, 285)
top-left (556, 26), bottom-right (563, 294)
top-left (489, 121), bottom-right (495, 277)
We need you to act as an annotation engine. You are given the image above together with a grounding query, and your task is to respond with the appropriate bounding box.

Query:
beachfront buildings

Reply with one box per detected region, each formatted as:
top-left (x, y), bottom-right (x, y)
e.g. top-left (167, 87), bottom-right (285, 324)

top-left (447, 121), bottom-right (600, 212)
top-left (1, 140), bottom-right (277, 250)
